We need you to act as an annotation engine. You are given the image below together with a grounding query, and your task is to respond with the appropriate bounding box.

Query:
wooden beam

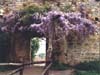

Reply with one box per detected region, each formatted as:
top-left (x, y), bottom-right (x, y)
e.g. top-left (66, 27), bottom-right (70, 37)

top-left (0, 63), bottom-right (22, 66)
top-left (42, 63), bottom-right (52, 75)
top-left (1, 61), bottom-right (51, 75)
top-left (0, 61), bottom-right (50, 66)
top-left (8, 67), bottom-right (23, 75)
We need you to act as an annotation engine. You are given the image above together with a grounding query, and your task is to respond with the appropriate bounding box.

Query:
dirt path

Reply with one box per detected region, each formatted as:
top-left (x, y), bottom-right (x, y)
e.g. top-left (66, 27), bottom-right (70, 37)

top-left (50, 69), bottom-right (74, 75)
top-left (0, 66), bottom-right (74, 75)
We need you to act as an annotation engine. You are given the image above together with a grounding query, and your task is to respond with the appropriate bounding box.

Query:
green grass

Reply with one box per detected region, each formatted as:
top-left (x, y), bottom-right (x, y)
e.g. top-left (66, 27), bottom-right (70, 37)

top-left (74, 60), bottom-right (100, 73)
top-left (75, 70), bottom-right (100, 75)
top-left (50, 61), bottom-right (71, 70)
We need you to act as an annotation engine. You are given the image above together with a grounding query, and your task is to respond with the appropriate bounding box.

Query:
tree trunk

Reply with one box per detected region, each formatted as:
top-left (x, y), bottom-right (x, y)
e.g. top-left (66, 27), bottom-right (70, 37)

top-left (52, 36), bottom-right (67, 64)
top-left (50, 22), bottom-right (67, 64)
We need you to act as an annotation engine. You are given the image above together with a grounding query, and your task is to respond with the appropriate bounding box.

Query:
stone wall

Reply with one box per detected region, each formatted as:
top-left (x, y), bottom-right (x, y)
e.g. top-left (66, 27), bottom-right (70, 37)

top-left (66, 34), bottom-right (100, 62)
top-left (15, 33), bottom-right (31, 63)
top-left (8, 33), bottom-right (31, 63)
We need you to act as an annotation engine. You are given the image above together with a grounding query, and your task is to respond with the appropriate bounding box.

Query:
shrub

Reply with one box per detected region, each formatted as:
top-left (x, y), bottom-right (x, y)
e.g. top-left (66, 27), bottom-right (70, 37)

top-left (20, 3), bottom-right (51, 15)
top-left (74, 60), bottom-right (100, 73)
top-left (31, 38), bottom-right (39, 59)
top-left (18, 3), bottom-right (51, 25)
top-left (75, 70), bottom-right (100, 75)
top-left (60, 3), bottom-right (73, 12)
top-left (50, 61), bottom-right (71, 70)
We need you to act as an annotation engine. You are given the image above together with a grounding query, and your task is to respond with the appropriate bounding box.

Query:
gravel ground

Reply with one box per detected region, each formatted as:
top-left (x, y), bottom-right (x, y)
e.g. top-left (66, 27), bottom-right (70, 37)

top-left (0, 66), bottom-right (74, 75)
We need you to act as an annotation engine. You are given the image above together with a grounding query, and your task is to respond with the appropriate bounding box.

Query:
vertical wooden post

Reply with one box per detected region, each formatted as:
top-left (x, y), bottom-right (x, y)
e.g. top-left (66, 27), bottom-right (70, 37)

top-left (44, 69), bottom-right (49, 75)
top-left (19, 69), bottom-right (23, 75)
top-left (99, 36), bottom-right (100, 61)
top-left (45, 38), bottom-right (49, 75)
top-left (19, 62), bottom-right (24, 75)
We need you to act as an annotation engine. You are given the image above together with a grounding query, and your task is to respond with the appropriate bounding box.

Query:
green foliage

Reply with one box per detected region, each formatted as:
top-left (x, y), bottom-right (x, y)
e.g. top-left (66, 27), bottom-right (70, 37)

top-left (21, 3), bottom-right (51, 14)
top-left (60, 3), bottom-right (73, 12)
top-left (19, 3), bottom-right (51, 25)
top-left (75, 71), bottom-right (100, 75)
top-left (38, 53), bottom-right (45, 59)
top-left (50, 61), bottom-right (70, 70)
top-left (31, 38), bottom-right (39, 59)
top-left (42, 3), bottom-right (52, 12)
top-left (74, 60), bottom-right (100, 75)
top-left (74, 60), bottom-right (100, 73)
top-left (20, 14), bottom-right (33, 25)
top-left (22, 4), bottom-right (43, 14)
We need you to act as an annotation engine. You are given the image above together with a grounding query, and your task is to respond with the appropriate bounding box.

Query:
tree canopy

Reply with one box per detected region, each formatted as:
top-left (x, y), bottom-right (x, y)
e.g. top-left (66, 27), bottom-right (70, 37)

top-left (31, 38), bottom-right (40, 59)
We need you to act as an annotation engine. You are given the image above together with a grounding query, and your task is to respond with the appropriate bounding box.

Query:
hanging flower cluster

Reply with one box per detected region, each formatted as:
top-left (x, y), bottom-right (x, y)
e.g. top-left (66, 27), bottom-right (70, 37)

top-left (30, 11), bottom-right (98, 42)
top-left (0, 10), bottom-right (98, 43)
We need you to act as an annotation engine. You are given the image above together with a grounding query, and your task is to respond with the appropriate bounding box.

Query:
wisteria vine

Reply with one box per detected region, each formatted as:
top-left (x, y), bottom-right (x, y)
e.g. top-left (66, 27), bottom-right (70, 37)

top-left (0, 10), bottom-right (98, 44)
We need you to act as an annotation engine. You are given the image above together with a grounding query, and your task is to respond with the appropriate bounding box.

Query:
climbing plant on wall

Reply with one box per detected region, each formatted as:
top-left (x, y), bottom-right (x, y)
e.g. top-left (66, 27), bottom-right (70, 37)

top-left (0, 3), bottom-right (99, 64)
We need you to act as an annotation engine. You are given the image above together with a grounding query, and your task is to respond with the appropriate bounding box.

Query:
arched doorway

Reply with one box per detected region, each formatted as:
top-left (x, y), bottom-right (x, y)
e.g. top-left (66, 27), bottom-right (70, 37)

top-left (31, 38), bottom-right (46, 66)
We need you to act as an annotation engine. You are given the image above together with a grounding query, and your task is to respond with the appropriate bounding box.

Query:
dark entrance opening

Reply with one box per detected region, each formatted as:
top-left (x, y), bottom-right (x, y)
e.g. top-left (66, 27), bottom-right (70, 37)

top-left (0, 31), bottom-right (10, 62)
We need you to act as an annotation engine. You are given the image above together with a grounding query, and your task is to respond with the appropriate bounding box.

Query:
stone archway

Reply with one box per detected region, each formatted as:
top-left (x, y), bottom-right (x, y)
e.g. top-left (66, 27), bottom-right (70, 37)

top-left (7, 31), bottom-right (47, 63)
